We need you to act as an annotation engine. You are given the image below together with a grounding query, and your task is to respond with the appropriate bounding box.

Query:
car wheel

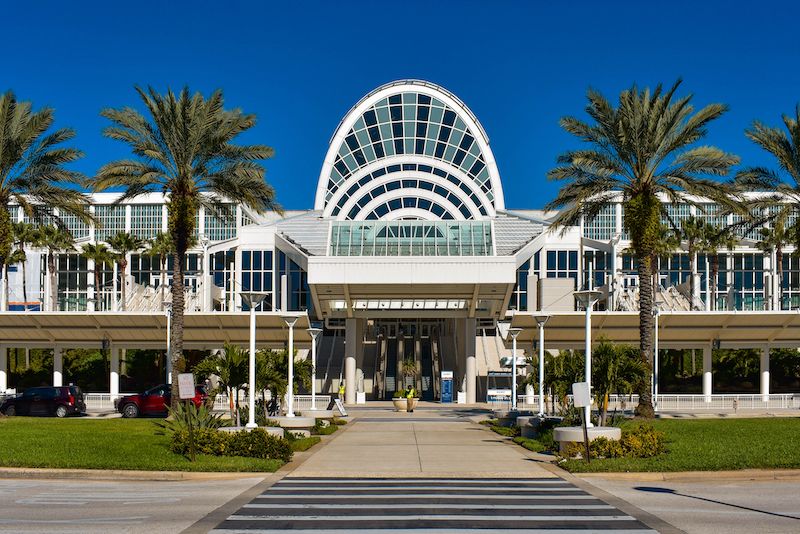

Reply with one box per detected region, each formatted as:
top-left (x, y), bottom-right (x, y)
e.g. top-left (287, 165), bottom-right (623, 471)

top-left (122, 403), bottom-right (139, 418)
top-left (4, 406), bottom-right (16, 417)
top-left (55, 405), bottom-right (69, 418)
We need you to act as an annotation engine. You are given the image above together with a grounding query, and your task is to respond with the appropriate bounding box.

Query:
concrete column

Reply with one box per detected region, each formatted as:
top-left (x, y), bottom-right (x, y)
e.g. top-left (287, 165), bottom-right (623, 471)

top-left (110, 345), bottom-right (119, 397)
top-left (87, 258), bottom-right (96, 312)
top-left (0, 345), bottom-right (7, 391)
top-left (761, 347), bottom-right (770, 400)
top-left (345, 318), bottom-right (357, 405)
top-left (121, 348), bottom-right (127, 376)
top-left (465, 318), bottom-right (477, 404)
top-left (112, 263), bottom-right (118, 311)
top-left (53, 346), bottom-right (63, 387)
top-left (355, 318), bottom-right (364, 393)
top-left (702, 346), bottom-right (712, 401)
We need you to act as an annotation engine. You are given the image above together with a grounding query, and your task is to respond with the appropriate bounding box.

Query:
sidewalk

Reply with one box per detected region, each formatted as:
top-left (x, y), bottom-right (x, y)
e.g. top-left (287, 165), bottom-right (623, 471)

top-left (290, 405), bottom-right (558, 478)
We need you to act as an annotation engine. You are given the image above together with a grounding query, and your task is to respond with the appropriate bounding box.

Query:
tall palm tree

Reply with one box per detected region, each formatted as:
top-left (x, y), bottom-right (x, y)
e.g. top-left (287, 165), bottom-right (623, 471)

top-left (143, 232), bottom-right (174, 311)
top-left (756, 223), bottom-right (792, 310)
top-left (36, 225), bottom-right (75, 311)
top-left (105, 231), bottom-right (144, 311)
top-left (734, 105), bottom-right (800, 250)
top-left (12, 222), bottom-right (38, 311)
top-left (705, 225), bottom-right (738, 311)
top-left (0, 90), bottom-right (93, 284)
top-left (79, 243), bottom-right (116, 311)
top-left (545, 79), bottom-right (740, 418)
top-left (91, 85), bottom-right (282, 408)
top-left (677, 216), bottom-right (712, 309)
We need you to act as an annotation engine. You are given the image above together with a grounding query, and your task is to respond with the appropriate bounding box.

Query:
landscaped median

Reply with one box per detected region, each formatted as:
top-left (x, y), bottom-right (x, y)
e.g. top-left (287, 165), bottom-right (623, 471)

top-left (0, 417), bottom-right (345, 472)
top-left (484, 416), bottom-right (800, 474)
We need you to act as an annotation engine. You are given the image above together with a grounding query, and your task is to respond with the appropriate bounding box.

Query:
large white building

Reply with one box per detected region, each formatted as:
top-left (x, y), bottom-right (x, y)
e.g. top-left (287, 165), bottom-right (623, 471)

top-left (2, 80), bottom-right (799, 403)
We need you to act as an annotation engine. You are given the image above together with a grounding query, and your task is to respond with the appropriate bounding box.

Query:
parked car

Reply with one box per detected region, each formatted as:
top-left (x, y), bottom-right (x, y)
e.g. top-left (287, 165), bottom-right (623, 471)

top-left (116, 384), bottom-right (208, 418)
top-left (0, 386), bottom-right (86, 417)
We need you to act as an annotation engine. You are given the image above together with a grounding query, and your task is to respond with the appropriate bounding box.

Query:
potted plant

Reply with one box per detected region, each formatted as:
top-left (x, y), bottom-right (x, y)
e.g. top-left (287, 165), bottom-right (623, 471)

top-left (392, 390), bottom-right (408, 412)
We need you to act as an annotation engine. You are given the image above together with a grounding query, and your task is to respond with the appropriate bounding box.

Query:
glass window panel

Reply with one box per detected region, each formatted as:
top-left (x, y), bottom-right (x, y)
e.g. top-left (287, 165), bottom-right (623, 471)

top-left (376, 106), bottom-right (390, 123)
top-left (429, 106), bottom-right (443, 124)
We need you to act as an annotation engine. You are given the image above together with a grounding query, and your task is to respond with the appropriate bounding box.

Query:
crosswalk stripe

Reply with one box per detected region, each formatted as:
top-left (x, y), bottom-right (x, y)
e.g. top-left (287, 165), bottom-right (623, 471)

top-left (255, 493), bottom-right (594, 499)
top-left (243, 503), bottom-right (614, 510)
top-left (228, 514), bottom-right (637, 522)
top-left (210, 530), bottom-right (657, 534)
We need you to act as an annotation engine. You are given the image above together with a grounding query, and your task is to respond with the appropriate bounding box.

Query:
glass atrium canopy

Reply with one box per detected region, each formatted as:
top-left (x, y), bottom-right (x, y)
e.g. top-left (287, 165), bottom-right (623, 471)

top-left (330, 220), bottom-right (494, 257)
top-left (315, 80), bottom-right (504, 221)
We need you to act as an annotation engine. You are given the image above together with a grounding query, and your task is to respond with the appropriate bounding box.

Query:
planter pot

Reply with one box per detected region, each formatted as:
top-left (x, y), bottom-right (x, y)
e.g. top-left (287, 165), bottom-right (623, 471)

top-left (392, 398), bottom-right (407, 412)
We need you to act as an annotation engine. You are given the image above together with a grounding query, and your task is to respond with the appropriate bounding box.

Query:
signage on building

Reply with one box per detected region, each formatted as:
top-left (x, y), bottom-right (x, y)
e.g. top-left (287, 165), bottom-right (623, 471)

top-left (441, 371), bottom-right (453, 403)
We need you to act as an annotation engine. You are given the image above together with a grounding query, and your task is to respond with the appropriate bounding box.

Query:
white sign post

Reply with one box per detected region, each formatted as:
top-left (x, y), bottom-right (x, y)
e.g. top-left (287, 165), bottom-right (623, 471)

top-left (177, 373), bottom-right (196, 462)
top-left (572, 381), bottom-right (592, 464)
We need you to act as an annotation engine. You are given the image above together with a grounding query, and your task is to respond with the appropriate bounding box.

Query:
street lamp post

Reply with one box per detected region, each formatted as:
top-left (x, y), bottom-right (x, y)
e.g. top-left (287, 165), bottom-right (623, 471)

top-left (653, 305), bottom-right (663, 412)
top-left (533, 315), bottom-right (551, 416)
top-left (282, 314), bottom-right (300, 417)
top-left (574, 290), bottom-right (602, 426)
top-left (306, 326), bottom-right (323, 411)
top-left (199, 234), bottom-right (210, 312)
top-left (508, 327), bottom-right (522, 410)
top-left (241, 292), bottom-right (267, 429)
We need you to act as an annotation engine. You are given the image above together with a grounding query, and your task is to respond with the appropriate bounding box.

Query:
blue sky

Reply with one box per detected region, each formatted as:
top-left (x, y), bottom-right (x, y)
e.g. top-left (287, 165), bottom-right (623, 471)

top-left (3, 1), bottom-right (799, 210)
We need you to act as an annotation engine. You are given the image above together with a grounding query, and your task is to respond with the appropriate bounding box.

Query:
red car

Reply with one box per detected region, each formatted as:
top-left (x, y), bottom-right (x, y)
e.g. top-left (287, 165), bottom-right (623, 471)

top-left (116, 384), bottom-right (208, 418)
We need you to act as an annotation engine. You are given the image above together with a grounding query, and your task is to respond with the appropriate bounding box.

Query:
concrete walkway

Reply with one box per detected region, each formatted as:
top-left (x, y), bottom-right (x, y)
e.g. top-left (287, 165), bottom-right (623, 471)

top-left (291, 405), bottom-right (558, 479)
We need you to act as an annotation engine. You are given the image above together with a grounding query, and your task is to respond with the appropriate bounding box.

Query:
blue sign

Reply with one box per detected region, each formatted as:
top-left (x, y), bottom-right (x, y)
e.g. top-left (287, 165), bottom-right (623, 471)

top-left (441, 371), bottom-right (453, 403)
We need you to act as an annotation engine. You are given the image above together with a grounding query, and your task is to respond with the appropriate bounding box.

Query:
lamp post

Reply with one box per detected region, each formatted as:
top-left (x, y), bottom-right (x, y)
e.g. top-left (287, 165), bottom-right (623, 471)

top-left (241, 292), bottom-right (267, 429)
top-left (574, 290), bottom-right (602, 426)
top-left (199, 233), bottom-right (210, 312)
top-left (653, 304), bottom-right (664, 412)
top-left (306, 326), bottom-right (323, 411)
top-left (282, 314), bottom-right (300, 417)
top-left (533, 315), bottom-right (551, 416)
top-left (162, 301), bottom-right (172, 384)
top-left (508, 327), bottom-right (522, 410)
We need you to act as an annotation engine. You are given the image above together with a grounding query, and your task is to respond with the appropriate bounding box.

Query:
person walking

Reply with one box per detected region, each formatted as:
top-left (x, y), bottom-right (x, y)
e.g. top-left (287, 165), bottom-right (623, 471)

top-left (338, 382), bottom-right (345, 404)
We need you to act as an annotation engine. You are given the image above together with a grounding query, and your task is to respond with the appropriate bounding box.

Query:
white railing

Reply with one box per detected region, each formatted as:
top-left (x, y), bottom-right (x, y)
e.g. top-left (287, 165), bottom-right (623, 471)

top-left (85, 393), bottom-right (133, 410)
top-left (210, 393), bottom-right (333, 414)
top-left (489, 393), bottom-right (799, 412)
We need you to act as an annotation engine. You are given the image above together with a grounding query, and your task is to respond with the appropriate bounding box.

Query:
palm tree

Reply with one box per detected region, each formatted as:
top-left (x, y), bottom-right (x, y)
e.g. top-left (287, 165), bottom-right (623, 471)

top-left (215, 342), bottom-right (248, 424)
top-left (91, 85), bottom-right (282, 408)
top-left (545, 79), bottom-right (740, 418)
top-left (591, 336), bottom-right (647, 426)
top-left (143, 232), bottom-right (173, 311)
top-left (0, 90), bottom-right (93, 286)
top-left (705, 225), bottom-right (738, 311)
top-left (256, 347), bottom-right (312, 416)
top-left (12, 222), bottom-right (38, 311)
top-left (756, 223), bottom-right (793, 310)
top-left (677, 216), bottom-right (712, 309)
top-left (79, 243), bottom-right (116, 311)
top-left (105, 231), bottom-right (145, 311)
top-left (734, 105), bottom-right (800, 253)
top-left (36, 225), bottom-right (75, 311)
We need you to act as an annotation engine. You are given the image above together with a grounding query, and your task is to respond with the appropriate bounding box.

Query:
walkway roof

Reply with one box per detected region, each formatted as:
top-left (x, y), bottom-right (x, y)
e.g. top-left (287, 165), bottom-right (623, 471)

top-left (0, 312), bottom-right (312, 350)
top-left (509, 311), bottom-right (800, 350)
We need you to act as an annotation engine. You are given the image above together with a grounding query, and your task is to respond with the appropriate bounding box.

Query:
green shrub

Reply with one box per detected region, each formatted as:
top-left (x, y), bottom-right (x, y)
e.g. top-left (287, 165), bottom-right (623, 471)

top-left (292, 436), bottom-right (321, 451)
top-left (311, 419), bottom-right (339, 435)
top-left (561, 423), bottom-right (665, 460)
top-left (490, 425), bottom-right (519, 437)
top-left (512, 436), bottom-right (547, 452)
top-left (331, 418), bottom-right (347, 425)
top-left (170, 428), bottom-right (293, 462)
top-left (154, 402), bottom-right (224, 436)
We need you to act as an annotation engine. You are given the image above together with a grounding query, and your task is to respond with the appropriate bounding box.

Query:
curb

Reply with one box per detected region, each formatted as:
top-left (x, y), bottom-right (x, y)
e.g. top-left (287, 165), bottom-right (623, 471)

top-left (576, 468), bottom-right (800, 483)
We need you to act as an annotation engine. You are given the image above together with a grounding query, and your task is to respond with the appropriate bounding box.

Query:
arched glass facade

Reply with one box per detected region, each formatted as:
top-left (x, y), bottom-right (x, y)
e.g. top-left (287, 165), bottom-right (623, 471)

top-left (316, 80), bottom-right (503, 220)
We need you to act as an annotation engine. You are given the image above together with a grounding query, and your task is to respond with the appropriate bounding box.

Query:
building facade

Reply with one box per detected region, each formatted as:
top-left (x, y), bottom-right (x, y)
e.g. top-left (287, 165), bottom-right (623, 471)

top-left (2, 80), bottom-right (798, 402)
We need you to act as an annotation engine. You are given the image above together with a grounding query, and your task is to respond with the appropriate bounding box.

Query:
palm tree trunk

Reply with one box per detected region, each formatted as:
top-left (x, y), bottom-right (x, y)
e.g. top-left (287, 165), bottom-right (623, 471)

top-left (711, 254), bottom-right (720, 312)
top-left (635, 256), bottom-right (655, 419)
top-left (21, 257), bottom-right (28, 311)
top-left (169, 247), bottom-right (186, 410)
top-left (48, 250), bottom-right (57, 311)
top-left (689, 250), bottom-right (696, 311)
top-left (120, 259), bottom-right (127, 311)
top-left (776, 247), bottom-right (783, 310)
top-left (160, 255), bottom-right (166, 311)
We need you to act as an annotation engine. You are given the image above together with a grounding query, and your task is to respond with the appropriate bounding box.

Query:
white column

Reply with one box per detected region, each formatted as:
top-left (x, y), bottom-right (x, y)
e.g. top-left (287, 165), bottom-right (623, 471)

top-left (112, 263), bottom-right (118, 311)
top-left (53, 346), bottom-right (63, 387)
top-left (703, 346), bottom-right (712, 401)
top-left (110, 344), bottom-right (119, 397)
top-left (87, 258), bottom-right (96, 312)
top-left (0, 345), bottom-right (7, 391)
top-left (247, 306), bottom-right (257, 429)
top-left (705, 260), bottom-right (711, 311)
top-left (345, 318), bottom-right (357, 405)
top-left (760, 347), bottom-right (770, 400)
top-left (465, 318), bottom-right (477, 404)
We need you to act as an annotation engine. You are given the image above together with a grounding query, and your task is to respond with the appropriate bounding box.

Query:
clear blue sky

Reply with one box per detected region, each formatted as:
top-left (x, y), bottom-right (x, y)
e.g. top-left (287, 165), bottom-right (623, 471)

top-left (3, 1), bottom-right (798, 210)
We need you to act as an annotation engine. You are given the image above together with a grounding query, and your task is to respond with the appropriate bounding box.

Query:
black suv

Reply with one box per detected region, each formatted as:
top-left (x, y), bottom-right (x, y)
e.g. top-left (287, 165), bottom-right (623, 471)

top-left (0, 386), bottom-right (86, 417)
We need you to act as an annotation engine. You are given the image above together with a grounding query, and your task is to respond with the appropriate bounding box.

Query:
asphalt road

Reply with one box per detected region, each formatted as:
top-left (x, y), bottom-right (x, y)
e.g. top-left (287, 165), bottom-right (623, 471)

top-left (0, 476), bottom-right (264, 534)
top-left (581, 477), bottom-right (800, 534)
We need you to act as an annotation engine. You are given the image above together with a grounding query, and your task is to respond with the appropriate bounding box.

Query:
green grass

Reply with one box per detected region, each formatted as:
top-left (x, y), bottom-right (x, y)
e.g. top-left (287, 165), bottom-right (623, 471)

top-left (291, 436), bottom-right (321, 451)
top-left (562, 418), bottom-right (800, 473)
top-left (0, 417), bottom-right (284, 472)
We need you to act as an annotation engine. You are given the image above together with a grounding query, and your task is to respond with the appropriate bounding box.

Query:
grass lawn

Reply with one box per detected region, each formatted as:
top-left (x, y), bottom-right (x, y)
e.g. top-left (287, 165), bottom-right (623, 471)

top-left (0, 417), bottom-right (285, 472)
top-left (561, 417), bottom-right (800, 473)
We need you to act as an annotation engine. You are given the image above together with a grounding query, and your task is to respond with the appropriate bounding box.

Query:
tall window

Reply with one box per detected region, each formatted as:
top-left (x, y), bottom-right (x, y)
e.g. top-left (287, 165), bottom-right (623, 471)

top-left (95, 205), bottom-right (126, 242)
top-left (130, 205), bottom-right (163, 239)
top-left (241, 250), bottom-right (273, 311)
top-left (546, 250), bottom-right (578, 280)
